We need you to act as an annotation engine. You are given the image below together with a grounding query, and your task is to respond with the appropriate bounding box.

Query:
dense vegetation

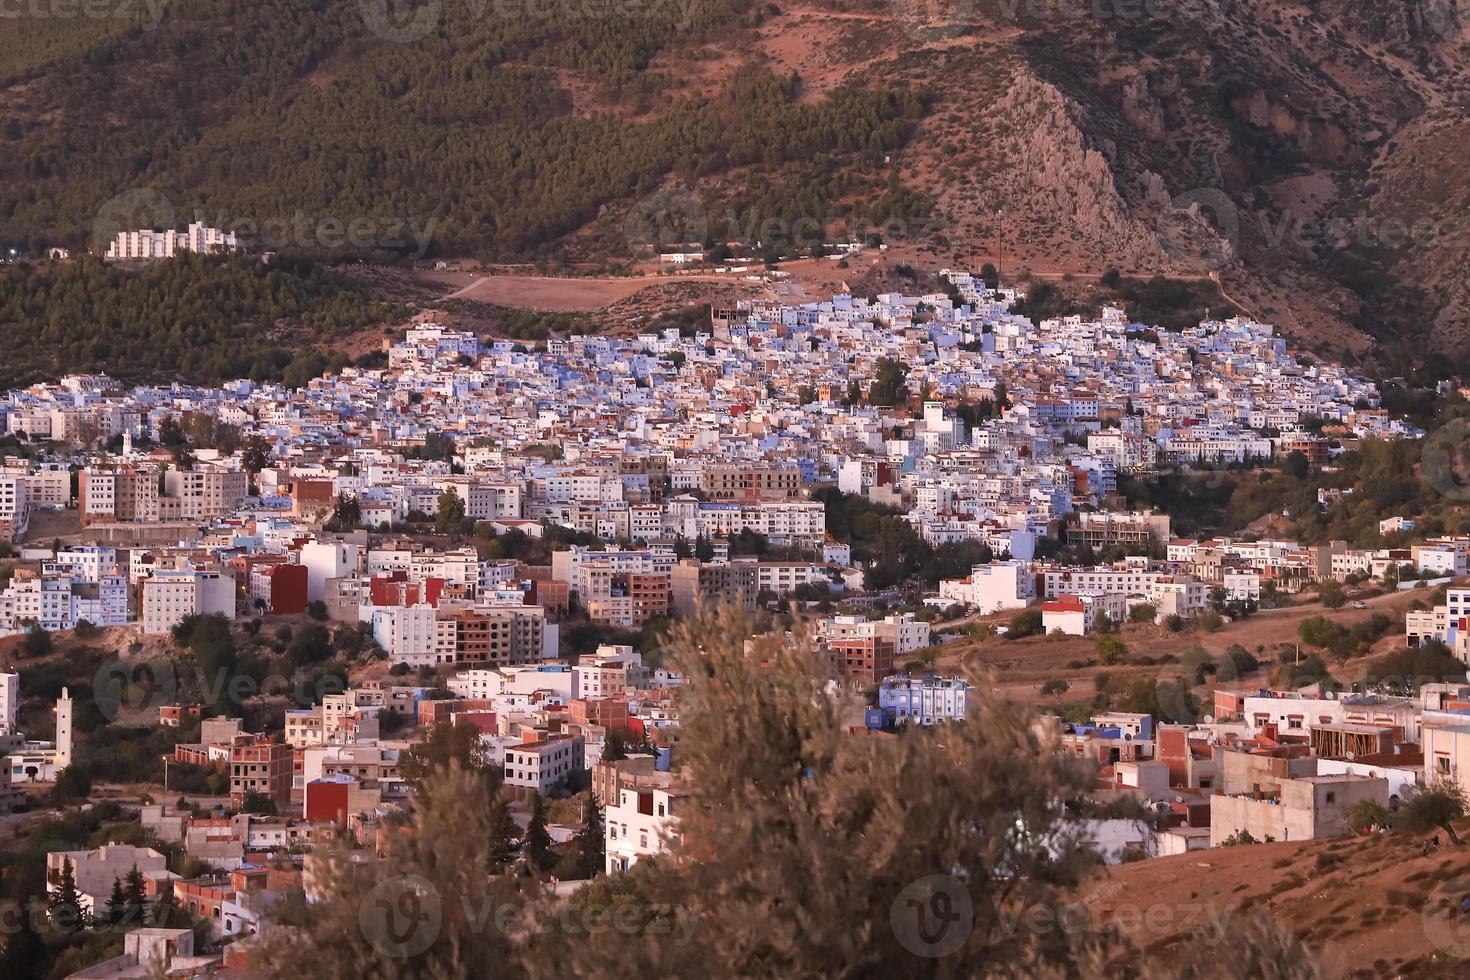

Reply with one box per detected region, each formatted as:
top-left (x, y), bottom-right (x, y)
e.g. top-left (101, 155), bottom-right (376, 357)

top-left (1121, 388), bottom-right (1470, 543)
top-left (0, 255), bottom-right (404, 387)
top-left (1011, 272), bottom-right (1229, 332)
top-left (1, 1), bottom-right (927, 260)
top-left (816, 488), bottom-right (1001, 590)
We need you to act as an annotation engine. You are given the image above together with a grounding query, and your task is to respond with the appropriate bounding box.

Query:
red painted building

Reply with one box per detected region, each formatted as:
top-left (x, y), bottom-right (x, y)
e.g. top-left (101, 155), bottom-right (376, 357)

top-left (305, 775), bottom-right (354, 825)
top-left (369, 571), bottom-right (445, 608)
top-left (258, 563), bottom-right (308, 615)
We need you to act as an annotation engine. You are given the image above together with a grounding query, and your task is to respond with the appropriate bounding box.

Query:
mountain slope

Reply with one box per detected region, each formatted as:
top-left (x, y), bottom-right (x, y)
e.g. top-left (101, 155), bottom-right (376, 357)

top-left (3, 0), bottom-right (1470, 369)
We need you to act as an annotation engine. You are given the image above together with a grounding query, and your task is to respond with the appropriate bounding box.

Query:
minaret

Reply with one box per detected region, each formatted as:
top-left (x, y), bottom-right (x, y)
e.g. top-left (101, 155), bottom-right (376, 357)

top-left (55, 688), bottom-right (72, 769)
top-left (122, 431), bottom-right (133, 459)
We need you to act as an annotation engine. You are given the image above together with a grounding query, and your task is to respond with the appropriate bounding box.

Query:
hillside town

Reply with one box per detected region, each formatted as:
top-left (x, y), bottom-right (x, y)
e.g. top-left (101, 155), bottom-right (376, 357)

top-left (2, 272), bottom-right (1469, 975)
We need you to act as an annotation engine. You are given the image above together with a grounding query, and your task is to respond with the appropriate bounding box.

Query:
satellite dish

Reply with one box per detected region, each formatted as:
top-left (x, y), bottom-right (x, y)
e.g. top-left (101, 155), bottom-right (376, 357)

top-left (1345, 751), bottom-right (1355, 761)
top-left (1203, 714), bottom-right (1215, 724)
top-left (1124, 733), bottom-right (1132, 741)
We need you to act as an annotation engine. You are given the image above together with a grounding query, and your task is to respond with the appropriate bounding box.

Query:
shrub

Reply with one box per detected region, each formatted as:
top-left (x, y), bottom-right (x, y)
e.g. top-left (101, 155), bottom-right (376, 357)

top-left (1346, 799), bottom-right (1392, 834)
top-left (1006, 607), bottom-right (1044, 639)
top-left (1096, 633), bottom-right (1127, 666)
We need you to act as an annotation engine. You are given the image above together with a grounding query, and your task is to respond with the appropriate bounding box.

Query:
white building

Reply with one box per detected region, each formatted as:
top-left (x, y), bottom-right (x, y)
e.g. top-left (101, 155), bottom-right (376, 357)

top-left (1041, 592), bottom-right (1124, 636)
top-left (503, 736), bottom-right (584, 795)
top-left (371, 604), bottom-right (439, 666)
top-left (937, 560), bottom-right (1034, 614)
top-left (104, 222), bottom-right (238, 261)
top-left (140, 568), bottom-right (236, 635)
top-left (299, 540), bottom-right (362, 603)
top-left (606, 782), bottom-right (683, 874)
top-left (0, 474), bottom-right (28, 539)
top-left (0, 672), bottom-right (17, 734)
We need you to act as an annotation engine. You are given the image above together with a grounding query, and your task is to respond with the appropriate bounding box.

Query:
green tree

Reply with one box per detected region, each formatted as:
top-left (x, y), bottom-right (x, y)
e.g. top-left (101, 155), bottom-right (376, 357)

top-left (603, 730), bottom-right (629, 762)
top-left (240, 791), bottom-right (278, 816)
top-left (576, 795), bottom-right (605, 879)
top-left (399, 721), bottom-right (489, 792)
top-left (241, 434), bottom-right (274, 474)
top-left (48, 857), bottom-right (84, 930)
top-left (490, 796), bottom-right (520, 871)
top-left (104, 876), bottom-right (128, 926)
top-left (868, 357), bottom-right (909, 407)
top-left (1402, 778), bottom-right (1467, 845)
top-left (1096, 633), bottom-right (1127, 666)
top-left (526, 792), bottom-right (555, 872)
top-left (327, 493), bottom-right (361, 531)
top-left (52, 764), bottom-right (92, 801)
top-left (1317, 579), bottom-right (1347, 610)
top-left (1007, 607), bottom-right (1044, 638)
top-left (23, 624), bottom-right (52, 657)
top-left (694, 534), bottom-right (715, 562)
top-left (122, 866), bottom-right (148, 926)
top-left (150, 881), bottom-right (180, 927)
top-left (286, 623), bottom-right (333, 667)
top-left (1282, 450), bottom-right (1310, 480)
top-left (1040, 678), bottom-right (1070, 700)
top-left (436, 490), bottom-right (467, 532)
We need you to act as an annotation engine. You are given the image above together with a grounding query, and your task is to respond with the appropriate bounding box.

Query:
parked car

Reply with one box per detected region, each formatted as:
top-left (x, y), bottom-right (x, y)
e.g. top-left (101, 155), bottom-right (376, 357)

top-left (1351, 601), bottom-right (1368, 609)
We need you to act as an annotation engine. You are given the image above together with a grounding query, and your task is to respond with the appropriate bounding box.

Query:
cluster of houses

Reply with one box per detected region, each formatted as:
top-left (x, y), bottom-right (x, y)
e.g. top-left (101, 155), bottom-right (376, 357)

top-left (1, 270), bottom-right (1455, 973)
top-left (1039, 681), bottom-right (1470, 859)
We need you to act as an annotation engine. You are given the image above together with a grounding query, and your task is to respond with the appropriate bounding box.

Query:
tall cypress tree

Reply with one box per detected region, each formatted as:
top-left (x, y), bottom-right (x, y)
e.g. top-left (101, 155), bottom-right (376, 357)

top-left (150, 881), bottom-right (179, 927)
top-left (48, 857), bottom-right (83, 931)
top-left (489, 796), bottom-right (519, 871)
top-left (122, 866), bottom-right (148, 927)
top-left (576, 794), bottom-right (605, 879)
top-left (526, 792), bottom-right (554, 873)
top-left (104, 877), bottom-right (127, 926)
